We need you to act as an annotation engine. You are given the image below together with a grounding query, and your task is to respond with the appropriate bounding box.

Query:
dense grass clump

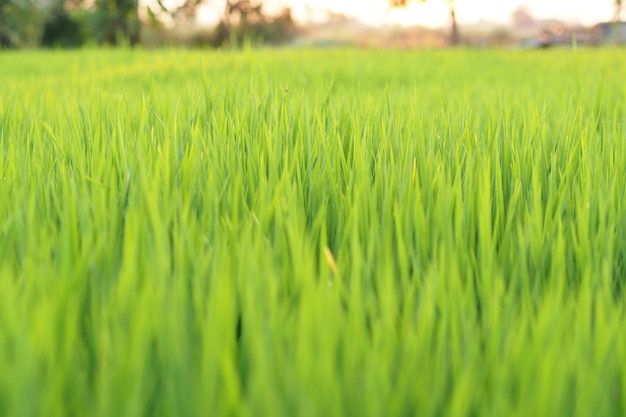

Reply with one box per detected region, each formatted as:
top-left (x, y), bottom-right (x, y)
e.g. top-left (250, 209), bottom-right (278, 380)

top-left (1, 48), bottom-right (626, 416)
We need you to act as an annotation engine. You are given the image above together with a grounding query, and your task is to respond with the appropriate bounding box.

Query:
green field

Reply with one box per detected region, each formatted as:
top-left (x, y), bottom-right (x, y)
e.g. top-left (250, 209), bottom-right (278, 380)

top-left (1, 48), bottom-right (626, 416)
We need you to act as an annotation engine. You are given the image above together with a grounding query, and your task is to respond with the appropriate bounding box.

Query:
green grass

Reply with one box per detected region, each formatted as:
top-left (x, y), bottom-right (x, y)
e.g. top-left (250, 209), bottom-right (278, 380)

top-left (1, 47), bottom-right (626, 416)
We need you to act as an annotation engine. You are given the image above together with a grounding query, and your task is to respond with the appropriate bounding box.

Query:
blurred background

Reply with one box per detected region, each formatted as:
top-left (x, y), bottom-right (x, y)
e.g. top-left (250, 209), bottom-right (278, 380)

top-left (0, 0), bottom-right (624, 49)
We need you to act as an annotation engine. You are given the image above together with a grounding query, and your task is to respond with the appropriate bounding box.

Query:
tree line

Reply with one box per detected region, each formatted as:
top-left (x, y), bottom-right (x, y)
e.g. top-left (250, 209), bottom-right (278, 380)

top-left (1, 0), bottom-right (624, 49)
top-left (0, 0), bottom-right (296, 48)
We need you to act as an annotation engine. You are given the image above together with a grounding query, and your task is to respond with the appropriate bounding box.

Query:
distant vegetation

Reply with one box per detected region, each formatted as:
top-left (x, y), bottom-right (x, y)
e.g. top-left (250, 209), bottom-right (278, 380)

top-left (1, 0), bottom-right (625, 49)
top-left (0, 0), bottom-right (296, 48)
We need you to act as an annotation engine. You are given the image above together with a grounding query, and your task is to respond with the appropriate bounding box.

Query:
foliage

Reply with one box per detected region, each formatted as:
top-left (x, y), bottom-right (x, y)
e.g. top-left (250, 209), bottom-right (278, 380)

top-left (0, 0), bottom-right (132, 48)
top-left (0, 0), bottom-right (50, 47)
top-left (2, 48), bottom-right (626, 416)
top-left (0, 0), bottom-right (297, 49)
top-left (145, 0), bottom-right (297, 48)
top-left (41, 5), bottom-right (86, 47)
top-left (212, 2), bottom-right (296, 47)
top-left (84, 0), bottom-right (140, 45)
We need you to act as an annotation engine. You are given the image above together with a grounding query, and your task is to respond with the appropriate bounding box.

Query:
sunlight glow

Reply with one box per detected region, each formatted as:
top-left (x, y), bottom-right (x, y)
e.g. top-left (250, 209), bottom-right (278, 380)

top-left (287, 0), bottom-right (616, 27)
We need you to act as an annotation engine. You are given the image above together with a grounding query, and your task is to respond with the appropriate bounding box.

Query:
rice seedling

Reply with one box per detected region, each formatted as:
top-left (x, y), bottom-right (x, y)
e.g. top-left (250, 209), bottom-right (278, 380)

top-left (0, 47), bottom-right (625, 416)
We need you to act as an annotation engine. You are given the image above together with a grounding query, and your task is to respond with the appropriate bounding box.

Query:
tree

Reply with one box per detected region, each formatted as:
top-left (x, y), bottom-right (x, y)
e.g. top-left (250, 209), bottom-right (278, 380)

top-left (214, 1), bottom-right (295, 46)
top-left (87, 0), bottom-right (141, 45)
top-left (218, 0), bottom-right (265, 44)
top-left (41, 0), bottom-right (85, 47)
top-left (616, 0), bottom-right (623, 21)
top-left (150, 0), bottom-right (295, 47)
top-left (0, 0), bottom-right (50, 47)
top-left (389, 0), bottom-right (459, 46)
top-left (148, 0), bottom-right (203, 27)
top-left (0, 0), bottom-right (295, 48)
top-left (0, 0), bottom-right (137, 48)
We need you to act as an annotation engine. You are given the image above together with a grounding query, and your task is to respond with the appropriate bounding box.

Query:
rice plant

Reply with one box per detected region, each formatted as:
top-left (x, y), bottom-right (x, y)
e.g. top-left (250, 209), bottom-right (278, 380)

top-left (0, 47), bottom-right (625, 416)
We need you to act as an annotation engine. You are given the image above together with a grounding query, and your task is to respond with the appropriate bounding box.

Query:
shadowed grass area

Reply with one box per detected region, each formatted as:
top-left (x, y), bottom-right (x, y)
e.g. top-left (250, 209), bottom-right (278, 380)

top-left (1, 48), bottom-right (626, 416)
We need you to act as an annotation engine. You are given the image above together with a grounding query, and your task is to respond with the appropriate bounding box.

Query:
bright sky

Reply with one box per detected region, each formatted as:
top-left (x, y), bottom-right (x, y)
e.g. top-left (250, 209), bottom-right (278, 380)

top-left (286, 0), bottom-right (617, 27)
